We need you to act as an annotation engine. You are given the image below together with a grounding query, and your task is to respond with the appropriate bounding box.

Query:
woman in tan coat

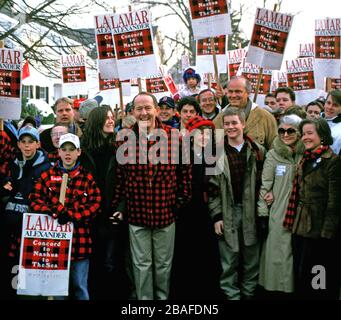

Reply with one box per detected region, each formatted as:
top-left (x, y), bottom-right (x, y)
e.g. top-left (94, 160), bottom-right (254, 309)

top-left (258, 115), bottom-right (304, 296)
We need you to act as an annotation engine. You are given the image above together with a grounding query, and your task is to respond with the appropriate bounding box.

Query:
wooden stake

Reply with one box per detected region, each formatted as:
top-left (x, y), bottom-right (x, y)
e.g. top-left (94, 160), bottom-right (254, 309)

top-left (253, 67), bottom-right (264, 103)
top-left (326, 77), bottom-right (332, 92)
top-left (119, 81), bottom-right (124, 115)
top-left (59, 173), bottom-right (68, 206)
top-left (138, 78), bottom-right (143, 93)
top-left (210, 38), bottom-right (220, 85)
top-left (207, 73), bottom-right (212, 89)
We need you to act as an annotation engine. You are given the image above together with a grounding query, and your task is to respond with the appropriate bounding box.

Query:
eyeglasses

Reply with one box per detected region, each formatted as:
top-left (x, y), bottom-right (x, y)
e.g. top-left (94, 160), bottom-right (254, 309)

top-left (51, 132), bottom-right (66, 137)
top-left (278, 128), bottom-right (297, 136)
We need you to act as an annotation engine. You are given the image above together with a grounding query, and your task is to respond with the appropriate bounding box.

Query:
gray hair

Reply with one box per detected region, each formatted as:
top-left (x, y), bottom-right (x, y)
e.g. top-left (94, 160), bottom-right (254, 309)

top-left (280, 114), bottom-right (302, 128)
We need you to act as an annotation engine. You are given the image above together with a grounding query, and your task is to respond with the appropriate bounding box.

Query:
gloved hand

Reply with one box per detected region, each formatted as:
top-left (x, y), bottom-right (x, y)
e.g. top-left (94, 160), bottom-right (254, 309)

top-left (256, 216), bottom-right (269, 242)
top-left (57, 210), bottom-right (72, 225)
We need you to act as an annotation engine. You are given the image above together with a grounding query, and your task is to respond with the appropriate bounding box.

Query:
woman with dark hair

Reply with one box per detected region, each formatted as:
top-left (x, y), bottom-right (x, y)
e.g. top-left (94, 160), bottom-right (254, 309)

top-left (285, 118), bottom-right (341, 299)
top-left (170, 115), bottom-right (221, 299)
top-left (80, 106), bottom-right (129, 300)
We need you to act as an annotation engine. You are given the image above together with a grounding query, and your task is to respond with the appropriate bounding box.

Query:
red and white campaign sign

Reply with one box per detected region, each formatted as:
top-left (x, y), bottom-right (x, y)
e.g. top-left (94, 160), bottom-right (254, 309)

top-left (196, 36), bottom-right (227, 74)
top-left (227, 48), bottom-right (247, 78)
top-left (111, 9), bottom-right (158, 80)
top-left (237, 59), bottom-right (272, 105)
top-left (314, 18), bottom-right (341, 89)
top-left (94, 14), bottom-right (119, 80)
top-left (189, 0), bottom-right (231, 40)
top-left (203, 73), bottom-right (218, 90)
top-left (0, 48), bottom-right (22, 119)
top-left (61, 54), bottom-right (86, 84)
top-left (145, 76), bottom-right (168, 97)
top-left (286, 57), bottom-right (320, 105)
top-left (271, 70), bottom-right (288, 92)
top-left (298, 43), bottom-right (315, 58)
top-left (17, 213), bottom-right (73, 296)
top-left (61, 54), bottom-right (87, 96)
top-left (247, 8), bottom-right (294, 70)
top-left (163, 73), bottom-right (179, 99)
top-left (99, 74), bottom-right (120, 91)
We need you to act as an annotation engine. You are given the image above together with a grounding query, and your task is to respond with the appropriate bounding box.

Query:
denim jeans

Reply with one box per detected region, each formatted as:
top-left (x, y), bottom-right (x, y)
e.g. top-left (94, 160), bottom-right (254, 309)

top-left (54, 259), bottom-right (90, 300)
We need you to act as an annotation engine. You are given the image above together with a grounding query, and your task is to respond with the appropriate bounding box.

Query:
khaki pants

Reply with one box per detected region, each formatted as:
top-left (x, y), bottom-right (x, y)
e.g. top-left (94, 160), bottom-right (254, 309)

top-left (218, 205), bottom-right (260, 300)
top-left (129, 223), bottom-right (175, 300)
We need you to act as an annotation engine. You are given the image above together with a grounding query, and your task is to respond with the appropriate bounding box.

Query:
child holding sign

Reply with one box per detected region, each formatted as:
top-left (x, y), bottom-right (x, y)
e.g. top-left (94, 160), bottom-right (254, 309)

top-left (29, 133), bottom-right (101, 300)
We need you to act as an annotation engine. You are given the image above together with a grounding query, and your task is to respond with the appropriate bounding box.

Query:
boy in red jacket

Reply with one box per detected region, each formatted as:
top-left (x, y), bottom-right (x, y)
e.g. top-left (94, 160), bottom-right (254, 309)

top-left (29, 133), bottom-right (101, 300)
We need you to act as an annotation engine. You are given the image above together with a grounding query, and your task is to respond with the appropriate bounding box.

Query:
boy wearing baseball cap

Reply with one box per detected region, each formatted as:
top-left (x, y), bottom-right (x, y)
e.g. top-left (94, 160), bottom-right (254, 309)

top-left (29, 133), bottom-right (101, 300)
top-left (157, 96), bottom-right (179, 128)
top-left (0, 126), bottom-right (51, 296)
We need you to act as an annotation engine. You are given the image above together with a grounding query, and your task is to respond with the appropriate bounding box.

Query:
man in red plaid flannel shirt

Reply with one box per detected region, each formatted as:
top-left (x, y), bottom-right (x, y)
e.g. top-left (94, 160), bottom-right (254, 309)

top-left (29, 133), bottom-right (101, 300)
top-left (112, 92), bottom-right (192, 300)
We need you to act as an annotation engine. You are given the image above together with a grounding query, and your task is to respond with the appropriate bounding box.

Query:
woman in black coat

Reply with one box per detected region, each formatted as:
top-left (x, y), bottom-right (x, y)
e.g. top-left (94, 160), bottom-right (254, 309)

top-left (170, 116), bottom-right (222, 300)
top-left (80, 106), bottom-right (129, 300)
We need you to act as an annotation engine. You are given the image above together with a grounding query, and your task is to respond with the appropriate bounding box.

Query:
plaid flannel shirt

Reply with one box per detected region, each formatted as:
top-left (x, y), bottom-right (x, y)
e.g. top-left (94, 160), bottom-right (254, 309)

top-left (29, 163), bottom-right (101, 260)
top-left (112, 119), bottom-right (192, 229)
top-left (0, 130), bottom-right (15, 167)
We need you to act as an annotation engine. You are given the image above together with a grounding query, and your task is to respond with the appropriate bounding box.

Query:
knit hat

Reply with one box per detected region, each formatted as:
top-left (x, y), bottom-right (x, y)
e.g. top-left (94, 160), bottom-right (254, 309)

top-left (158, 96), bottom-right (175, 109)
top-left (183, 67), bottom-right (201, 83)
top-left (79, 98), bottom-right (99, 119)
top-left (18, 125), bottom-right (40, 142)
top-left (186, 115), bottom-right (215, 133)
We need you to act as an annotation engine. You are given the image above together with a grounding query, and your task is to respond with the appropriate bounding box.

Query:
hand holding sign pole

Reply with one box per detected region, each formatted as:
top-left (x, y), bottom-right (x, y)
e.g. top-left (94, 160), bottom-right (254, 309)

top-left (59, 173), bottom-right (68, 206)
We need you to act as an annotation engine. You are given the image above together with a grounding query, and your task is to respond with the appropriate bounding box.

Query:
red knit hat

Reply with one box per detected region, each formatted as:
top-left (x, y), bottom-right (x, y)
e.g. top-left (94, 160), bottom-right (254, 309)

top-left (186, 115), bottom-right (215, 133)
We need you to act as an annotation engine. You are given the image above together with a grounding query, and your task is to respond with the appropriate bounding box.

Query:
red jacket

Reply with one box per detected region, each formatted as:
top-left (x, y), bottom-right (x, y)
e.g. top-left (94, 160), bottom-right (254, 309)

top-left (29, 163), bottom-right (101, 260)
top-left (112, 119), bottom-right (192, 229)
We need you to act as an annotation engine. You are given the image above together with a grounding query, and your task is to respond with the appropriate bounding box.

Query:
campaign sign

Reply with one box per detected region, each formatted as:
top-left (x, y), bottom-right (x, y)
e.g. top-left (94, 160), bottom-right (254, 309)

top-left (0, 48), bottom-right (22, 119)
top-left (247, 8), bottom-right (294, 70)
top-left (111, 9), bottom-right (158, 80)
top-left (189, 0), bottom-right (231, 39)
top-left (17, 213), bottom-right (73, 296)
top-left (94, 14), bottom-right (119, 80)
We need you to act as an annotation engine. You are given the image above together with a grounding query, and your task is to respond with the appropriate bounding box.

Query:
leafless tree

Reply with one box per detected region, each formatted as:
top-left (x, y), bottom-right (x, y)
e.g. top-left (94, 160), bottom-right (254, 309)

top-left (0, 0), bottom-right (107, 78)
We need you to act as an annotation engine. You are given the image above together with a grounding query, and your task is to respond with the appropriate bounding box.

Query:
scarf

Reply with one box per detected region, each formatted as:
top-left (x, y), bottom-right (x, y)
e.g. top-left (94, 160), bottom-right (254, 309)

top-left (283, 145), bottom-right (329, 230)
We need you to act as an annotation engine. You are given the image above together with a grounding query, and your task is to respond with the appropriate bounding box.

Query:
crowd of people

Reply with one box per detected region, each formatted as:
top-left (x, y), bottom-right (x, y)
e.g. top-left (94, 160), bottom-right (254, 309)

top-left (0, 69), bottom-right (340, 301)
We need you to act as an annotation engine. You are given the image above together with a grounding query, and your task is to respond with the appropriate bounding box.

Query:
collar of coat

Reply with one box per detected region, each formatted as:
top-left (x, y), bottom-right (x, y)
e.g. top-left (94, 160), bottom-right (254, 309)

top-left (272, 136), bottom-right (305, 160)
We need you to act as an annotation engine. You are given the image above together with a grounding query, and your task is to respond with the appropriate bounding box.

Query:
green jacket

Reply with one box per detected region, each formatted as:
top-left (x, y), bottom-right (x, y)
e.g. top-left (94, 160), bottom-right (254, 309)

top-left (257, 136), bottom-right (304, 292)
top-left (208, 137), bottom-right (265, 252)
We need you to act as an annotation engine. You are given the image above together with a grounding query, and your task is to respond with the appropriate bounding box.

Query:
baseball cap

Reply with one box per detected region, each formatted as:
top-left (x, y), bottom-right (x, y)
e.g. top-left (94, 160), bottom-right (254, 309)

top-left (18, 125), bottom-right (40, 142)
top-left (58, 133), bottom-right (80, 149)
top-left (158, 96), bottom-right (175, 109)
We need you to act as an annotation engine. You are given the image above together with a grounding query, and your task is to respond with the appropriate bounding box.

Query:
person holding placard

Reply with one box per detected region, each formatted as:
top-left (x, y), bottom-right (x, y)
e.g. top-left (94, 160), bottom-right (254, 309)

top-left (29, 133), bottom-right (101, 300)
